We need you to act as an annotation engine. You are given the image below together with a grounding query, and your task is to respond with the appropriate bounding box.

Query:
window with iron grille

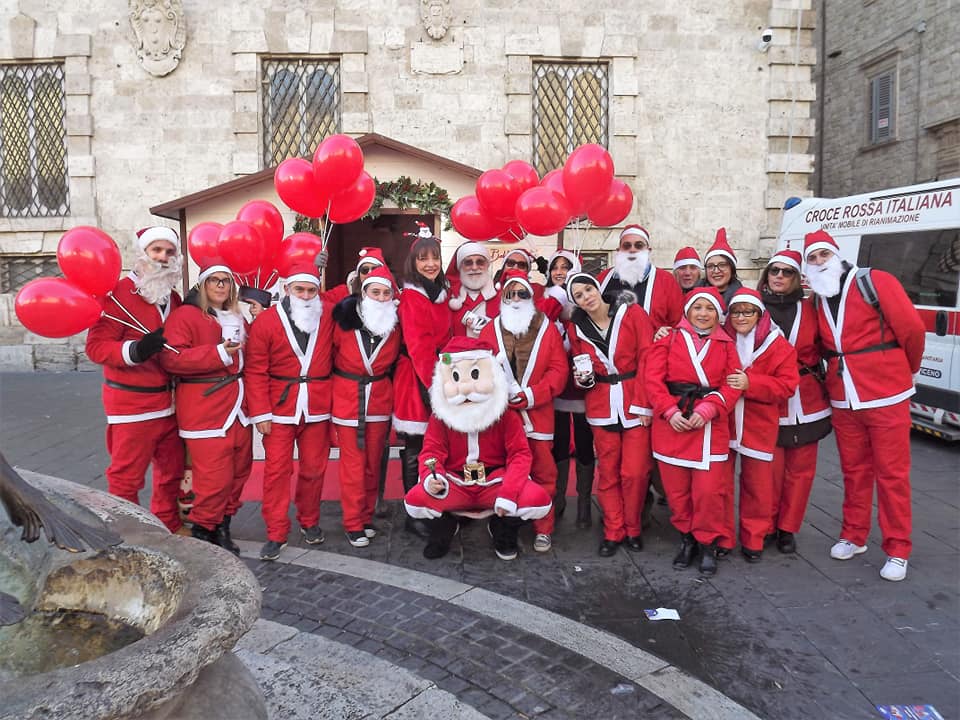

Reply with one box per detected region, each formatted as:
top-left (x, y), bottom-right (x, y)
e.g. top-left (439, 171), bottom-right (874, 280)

top-left (0, 63), bottom-right (69, 218)
top-left (577, 250), bottom-right (609, 276)
top-left (262, 58), bottom-right (341, 166)
top-left (532, 62), bottom-right (609, 177)
top-left (869, 70), bottom-right (895, 144)
top-left (0, 254), bottom-right (60, 294)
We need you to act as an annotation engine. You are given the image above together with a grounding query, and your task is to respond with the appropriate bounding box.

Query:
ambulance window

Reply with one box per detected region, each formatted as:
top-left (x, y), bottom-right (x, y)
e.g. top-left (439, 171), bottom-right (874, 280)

top-left (857, 229), bottom-right (959, 308)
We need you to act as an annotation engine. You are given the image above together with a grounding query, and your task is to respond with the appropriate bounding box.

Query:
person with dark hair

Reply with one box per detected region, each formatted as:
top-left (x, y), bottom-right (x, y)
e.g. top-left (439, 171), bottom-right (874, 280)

top-left (703, 228), bottom-right (743, 305)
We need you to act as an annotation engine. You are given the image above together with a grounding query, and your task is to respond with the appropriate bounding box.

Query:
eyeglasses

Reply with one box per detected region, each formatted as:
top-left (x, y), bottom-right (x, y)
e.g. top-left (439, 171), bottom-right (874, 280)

top-left (503, 289), bottom-right (532, 300)
top-left (205, 277), bottom-right (231, 288)
top-left (461, 258), bottom-right (488, 268)
top-left (768, 266), bottom-right (798, 277)
top-left (619, 242), bottom-right (647, 251)
top-left (729, 309), bottom-right (759, 318)
top-left (503, 259), bottom-right (529, 270)
top-left (706, 263), bottom-right (730, 272)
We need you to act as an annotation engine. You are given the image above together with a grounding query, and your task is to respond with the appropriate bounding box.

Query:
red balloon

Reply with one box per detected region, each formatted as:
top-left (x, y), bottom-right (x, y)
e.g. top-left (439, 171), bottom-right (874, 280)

top-left (275, 232), bottom-right (324, 277)
top-left (450, 196), bottom-right (509, 240)
top-left (540, 169), bottom-right (567, 199)
top-left (188, 222), bottom-right (223, 267)
top-left (236, 201), bottom-right (284, 264)
top-left (327, 171), bottom-right (376, 224)
top-left (502, 160), bottom-right (540, 194)
top-left (312, 134), bottom-right (364, 196)
top-left (275, 158), bottom-right (328, 217)
top-left (495, 223), bottom-right (526, 243)
top-left (218, 221), bottom-right (264, 275)
top-left (586, 180), bottom-right (634, 227)
top-left (476, 169), bottom-right (522, 222)
top-left (15, 277), bottom-right (102, 338)
top-left (562, 143), bottom-right (615, 215)
top-left (515, 187), bottom-right (571, 236)
top-left (57, 226), bottom-right (122, 297)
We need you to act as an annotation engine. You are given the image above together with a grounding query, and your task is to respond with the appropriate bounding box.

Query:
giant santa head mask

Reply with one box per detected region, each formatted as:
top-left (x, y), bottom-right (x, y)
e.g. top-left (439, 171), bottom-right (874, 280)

top-left (430, 337), bottom-right (509, 434)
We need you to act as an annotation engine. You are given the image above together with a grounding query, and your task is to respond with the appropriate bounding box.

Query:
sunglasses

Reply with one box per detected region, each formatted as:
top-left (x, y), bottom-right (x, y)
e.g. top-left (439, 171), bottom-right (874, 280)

top-left (706, 263), bottom-right (730, 272)
top-left (504, 258), bottom-right (529, 270)
top-left (729, 309), bottom-right (758, 318)
top-left (503, 289), bottom-right (532, 300)
top-left (461, 258), bottom-right (488, 268)
top-left (205, 276), bottom-right (231, 288)
top-left (619, 241), bottom-right (647, 251)
top-left (768, 266), bottom-right (798, 277)
top-left (358, 264), bottom-right (375, 275)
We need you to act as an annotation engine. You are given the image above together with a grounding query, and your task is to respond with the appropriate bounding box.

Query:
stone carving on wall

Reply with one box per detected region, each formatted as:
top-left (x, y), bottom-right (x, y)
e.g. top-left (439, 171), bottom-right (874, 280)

top-left (129, 0), bottom-right (186, 77)
top-left (420, 0), bottom-right (452, 40)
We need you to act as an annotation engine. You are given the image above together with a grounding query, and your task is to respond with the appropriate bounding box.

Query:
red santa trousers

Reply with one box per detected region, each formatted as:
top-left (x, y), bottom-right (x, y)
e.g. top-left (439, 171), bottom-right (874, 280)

top-left (725, 453), bottom-right (775, 552)
top-left (261, 421), bottom-right (330, 542)
top-left (405, 477), bottom-right (551, 520)
top-left (831, 400), bottom-right (912, 558)
top-left (659, 459), bottom-right (729, 546)
top-left (338, 422), bottom-right (389, 533)
top-left (771, 442), bottom-right (819, 534)
top-left (105, 416), bottom-right (184, 532)
top-left (185, 420), bottom-right (252, 532)
top-left (530, 439), bottom-right (558, 536)
top-left (593, 426), bottom-right (652, 542)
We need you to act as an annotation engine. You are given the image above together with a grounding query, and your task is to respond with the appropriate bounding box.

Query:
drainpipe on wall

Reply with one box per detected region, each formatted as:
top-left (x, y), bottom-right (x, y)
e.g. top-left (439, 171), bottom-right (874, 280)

top-left (815, 0), bottom-right (827, 196)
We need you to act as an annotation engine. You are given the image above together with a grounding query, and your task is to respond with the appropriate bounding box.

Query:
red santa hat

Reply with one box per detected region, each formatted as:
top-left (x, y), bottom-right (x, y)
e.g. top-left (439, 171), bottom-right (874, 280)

top-left (284, 263), bottom-right (321, 286)
top-left (673, 246), bottom-right (703, 271)
top-left (355, 247), bottom-right (386, 273)
top-left (683, 286), bottom-right (726, 316)
top-left (361, 265), bottom-right (398, 295)
top-left (619, 224), bottom-right (651, 246)
top-left (803, 229), bottom-right (839, 260)
top-left (727, 287), bottom-right (765, 312)
top-left (439, 335), bottom-right (496, 364)
top-left (704, 228), bottom-right (737, 266)
top-left (499, 268), bottom-right (534, 296)
top-left (502, 247), bottom-right (536, 267)
top-left (136, 226), bottom-right (179, 253)
top-left (197, 260), bottom-right (234, 284)
top-left (767, 248), bottom-right (802, 273)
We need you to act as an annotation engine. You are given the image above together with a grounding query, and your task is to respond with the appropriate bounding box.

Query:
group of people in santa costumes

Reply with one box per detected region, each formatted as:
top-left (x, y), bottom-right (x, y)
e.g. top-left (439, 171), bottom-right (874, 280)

top-left (83, 218), bottom-right (924, 582)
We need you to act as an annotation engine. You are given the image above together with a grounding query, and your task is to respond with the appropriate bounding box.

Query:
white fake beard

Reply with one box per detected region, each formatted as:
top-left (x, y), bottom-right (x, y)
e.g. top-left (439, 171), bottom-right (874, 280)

top-left (359, 296), bottom-right (398, 337)
top-left (132, 255), bottom-right (182, 306)
top-left (430, 362), bottom-right (510, 434)
top-left (460, 269), bottom-right (490, 293)
top-left (499, 299), bottom-right (536, 336)
top-left (288, 295), bottom-right (322, 334)
top-left (806, 255), bottom-right (844, 298)
top-left (614, 249), bottom-right (650, 287)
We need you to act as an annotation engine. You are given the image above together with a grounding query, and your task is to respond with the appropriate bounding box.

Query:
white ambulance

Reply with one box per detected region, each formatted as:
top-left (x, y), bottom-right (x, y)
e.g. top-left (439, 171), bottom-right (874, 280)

top-left (777, 178), bottom-right (960, 440)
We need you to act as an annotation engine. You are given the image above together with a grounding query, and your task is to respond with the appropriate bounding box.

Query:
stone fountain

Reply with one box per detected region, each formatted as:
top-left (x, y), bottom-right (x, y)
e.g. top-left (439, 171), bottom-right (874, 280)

top-left (0, 462), bottom-right (266, 720)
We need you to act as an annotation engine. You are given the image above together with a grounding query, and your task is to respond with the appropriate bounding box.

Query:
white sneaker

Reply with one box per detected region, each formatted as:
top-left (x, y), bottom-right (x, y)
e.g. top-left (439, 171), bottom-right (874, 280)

top-left (533, 533), bottom-right (552, 553)
top-left (830, 539), bottom-right (868, 560)
top-left (880, 557), bottom-right (908, 582)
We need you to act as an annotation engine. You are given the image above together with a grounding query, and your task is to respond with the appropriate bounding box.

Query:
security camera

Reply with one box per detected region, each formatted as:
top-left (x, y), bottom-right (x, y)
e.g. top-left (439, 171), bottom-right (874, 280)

top-left (757, 28), bottom-right (773, 52)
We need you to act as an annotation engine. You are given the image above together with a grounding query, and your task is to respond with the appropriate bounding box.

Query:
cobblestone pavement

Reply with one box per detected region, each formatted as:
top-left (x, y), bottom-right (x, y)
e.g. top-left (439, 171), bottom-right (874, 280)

top-left (2, 370), bottom-right (959, 719)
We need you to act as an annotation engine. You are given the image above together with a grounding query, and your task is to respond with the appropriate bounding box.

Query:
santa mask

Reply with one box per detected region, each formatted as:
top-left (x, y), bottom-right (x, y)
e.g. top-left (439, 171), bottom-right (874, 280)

top-left (806, 254), bottom-right (844, 298)
top-left (614, 248), bottom-right (650, 287)
top-left (359, 295), bottom-right (398, 337)
top-left (288, 294), bottom-right (322, 334)
top-left (430, 354), bottom-right (508, 434)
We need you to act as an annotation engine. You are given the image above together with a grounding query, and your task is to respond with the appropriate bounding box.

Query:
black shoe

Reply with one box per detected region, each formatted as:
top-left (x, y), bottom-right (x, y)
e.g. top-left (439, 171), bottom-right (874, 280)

top-left (259, 539), bottom-right (287, 561)
top-left (215, 515), bottom-right (240, 556)
top-left (598, 539), bottom-right (620, 557)
top-left (191, 523), bottom-right (221, 547)
top-left (776, 530), bottom-right (796, 554)
top-left (624, 535), bottom-right (643, 552)
top-left (575, 496), bottom-right (593, 529)
top-left (716, 546), bottom-right (731, 558)
top-left (423, 514), bottom-right (459, 560)
top-left (699, 542), bottom-right (718, 576)
top-left (763, 532), bottom-right (777, 548)
top-left (405, 517), bottom-right (432, 540)
top-left (346, 530), bottom-right (370, 548)
top-left (672, 533), bottom-right (698, 569)
top-left (487, 516), bottom-right (519, 561)
top-left (741, 547), bottom-right (762, 563)
top-left (300, 525), bottom-right (325, 545)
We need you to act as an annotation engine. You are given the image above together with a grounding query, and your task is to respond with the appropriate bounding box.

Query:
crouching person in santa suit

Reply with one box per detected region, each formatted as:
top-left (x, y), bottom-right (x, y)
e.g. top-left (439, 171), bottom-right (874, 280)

top-left (160, 262), bottom-right (252, 552)
top-left (85, 226), bottom-right (185, 533)
top-left (403, 337), bottom-right (553, 561)
top-left (244, 264), bottom-right (335, 561)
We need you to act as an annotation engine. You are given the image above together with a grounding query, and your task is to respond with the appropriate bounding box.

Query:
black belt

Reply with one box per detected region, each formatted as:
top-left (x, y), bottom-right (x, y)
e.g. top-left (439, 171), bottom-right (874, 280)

top-left (269, 373), bottom-right (330, 405)
top-left (823, 341), bottom-right (899, 377)
top-left (798, 361), bottom-right (826, 382)
top-left (594, 370), bottom-right (637, 385)
top-left (666, 381), bottom-right (718, 419)
top-left (178, 374), bottom-right (242, 397)
top-left (333, 368), bottom-right (388, 449)
top-left (104, 379), bottom-right (172, 394)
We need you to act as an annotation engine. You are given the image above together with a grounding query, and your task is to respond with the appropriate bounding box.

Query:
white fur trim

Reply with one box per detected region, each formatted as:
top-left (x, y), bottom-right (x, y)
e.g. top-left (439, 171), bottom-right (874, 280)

top-left (448, 287), bottom-right (466, 311)
top-left (456, 242), bottom-right (490, 266)
top-left (494, 497), bottom-right (518, 516)
top-left (137, 226), bottom-right (178, 251)
top-left (804, 242), bottom-right (838, 261)
top-left (768, 253), bottom-right (801, 272)
top-left (121, 340), bottom-right (137, 366)
top-left (673, 258), bottom-right (704, 271)
top-left (619, 227), bottom-right (649, 242)
top-left (704, 249), bottom-right (737, 265)
top-left (728, 293), bottom-right (764, 311)
top-left (198, 265), bottom-right (232, 283)
top-left (442, 349), bottom-right (494, 362)
top-left (404, 501), bottom-right (442, 519)
top-left (683, 290), bottom-right (723, 316)
top-left (285, 272), bottom-right (320, 286)
top-left (217, 344), bottom-right (232, 366)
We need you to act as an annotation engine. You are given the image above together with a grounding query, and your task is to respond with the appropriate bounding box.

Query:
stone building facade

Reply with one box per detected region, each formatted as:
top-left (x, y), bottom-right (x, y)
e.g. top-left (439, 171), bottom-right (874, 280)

top-left (814, 0), bottom-right (959, 197)
top-left (0, 0), bottom-right (817, 369)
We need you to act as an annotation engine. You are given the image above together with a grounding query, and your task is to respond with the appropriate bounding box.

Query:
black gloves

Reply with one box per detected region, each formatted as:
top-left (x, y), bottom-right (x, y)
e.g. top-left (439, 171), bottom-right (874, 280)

top-left (129, 327), bottom-right (167, 363)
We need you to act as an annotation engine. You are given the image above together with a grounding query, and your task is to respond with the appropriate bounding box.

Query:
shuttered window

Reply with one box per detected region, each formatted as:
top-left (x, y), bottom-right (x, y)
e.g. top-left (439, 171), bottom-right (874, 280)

top-left (869, 71), bottom-right (895, 144)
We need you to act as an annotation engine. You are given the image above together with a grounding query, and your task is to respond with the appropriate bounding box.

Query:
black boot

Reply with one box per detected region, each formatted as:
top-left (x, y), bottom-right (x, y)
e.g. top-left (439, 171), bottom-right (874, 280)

top-left (422, 513), bottom-right (459, 560)
top-left (191, 523), bottom-right (221, 547)
top-left (575, 460), bottom-right (594, 529)
top-left (489, 516), bottom-right (521, 561)
top-left (216, 515), bottom-right (240, 556)
top-left (553, 459), bottom-right (570, 517)
top-left (672, 533), bottom-right (698, 569)
top-left (699, 541), bottom-right (718, 576)
top-left (401, 439), bottom-right (431, 540)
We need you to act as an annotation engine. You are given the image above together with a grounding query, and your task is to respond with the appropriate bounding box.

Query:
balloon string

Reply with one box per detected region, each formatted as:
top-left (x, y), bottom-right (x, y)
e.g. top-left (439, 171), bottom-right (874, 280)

top-left (101, 313), bottom-right (180, 354)
top-left (109, 294), bottom-right (149, 333)
top-left (321, 198), bottom-right (333, 251)
top-left (263, 270), bottom-right (278, 289)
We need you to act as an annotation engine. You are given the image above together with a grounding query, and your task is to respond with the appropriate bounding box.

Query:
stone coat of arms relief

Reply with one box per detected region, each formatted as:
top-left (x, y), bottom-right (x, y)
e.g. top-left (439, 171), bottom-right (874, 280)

top-left (129, 0), bottom-right (186, 77)
top-left (420, 0), bottom-right (452, 40)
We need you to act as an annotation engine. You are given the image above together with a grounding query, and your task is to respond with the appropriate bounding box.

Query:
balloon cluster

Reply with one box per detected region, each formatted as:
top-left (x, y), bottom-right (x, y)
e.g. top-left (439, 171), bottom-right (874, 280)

top-left (450, 144), bottom-right (633, 242)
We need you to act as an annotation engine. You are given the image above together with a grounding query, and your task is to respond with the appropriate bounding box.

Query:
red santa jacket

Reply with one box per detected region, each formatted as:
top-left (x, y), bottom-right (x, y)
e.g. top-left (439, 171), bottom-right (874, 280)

top-left (392, 284), bottom-right (453, 435)
top-left (774, 297), bottom-right (832, 426)
top-left (480, 314), bottom-right (568, 440)
top-left (567, 302), bottom-right (654, 429)
top-left (816, 267), bottom-right (925, 410)
top-left (645, 323), bottom-right (741, 469)
top-left (160, 299), bottom-right (248, 439)
top-left (331, 296), bottom-right (401, 425)
top-left (322, 283), bottom-right (350, 305)
top-left (244, 299), bottom-right (335, 425)
top-left (598, 266), bottom-right (683, 334)
top-left (725, 322), bottom-right (799, 461)
top-left (451, 283), bottom-right (500, 338)
top-left (418, 409), bottom-right (533, 515)
top-left (85, 276), bottom-right (181, 424)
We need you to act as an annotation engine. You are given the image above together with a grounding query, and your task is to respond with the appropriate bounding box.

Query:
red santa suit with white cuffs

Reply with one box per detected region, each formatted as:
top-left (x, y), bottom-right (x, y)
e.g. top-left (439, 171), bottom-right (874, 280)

top-left (646, 288), bottom-right (741, 546)
top-left (480, 270), bottom-right (568, 536)
top-left (447, 242), bottom-right (500, 339)
top-left (244, 265), bottom-right (335, 544)
top-left (806, 230), bottom-right (925, 560)
top-left (84, 227), bottom-right (184, 532)
top-left (160, 264), bottom-right (252, 533)
top-left (331, 267), bottom-right (401, 534)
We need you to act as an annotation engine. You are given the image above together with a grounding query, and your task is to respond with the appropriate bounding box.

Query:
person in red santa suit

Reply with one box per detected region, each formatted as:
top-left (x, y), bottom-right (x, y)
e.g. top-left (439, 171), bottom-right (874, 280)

top-left (447, 240), bottom-right (499, 338)
top-left (758, 249), bottom-right (833, 555)
top-left (804, 229), bottom-right (925, 582)
top-left (598, 225), bottom-right (683, 337)
top-left (244, 263), bottom-right (334, 561)
top-left (720, 288), bottom-right (799, 562)
top-left (404, 337), bottom-right (553, 560)
top-left (85, 226), bottom-right (185, 533)
top-left (393, 224), bottom-right (453, 539)
top-left (703, 228), bottom-right (743, 306)
top-left (331, 265), bottom-right (401, 548)
top-left (672, 246), bottom-right (704, 293)
top-left (645, 287), bottom-right (741, 575)
top-left (160, 262), bottom-right (252, 552)
top-left (566, 273), bottom-right (655, 557)
top-left (480, 269), bottom-right (567, 552)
